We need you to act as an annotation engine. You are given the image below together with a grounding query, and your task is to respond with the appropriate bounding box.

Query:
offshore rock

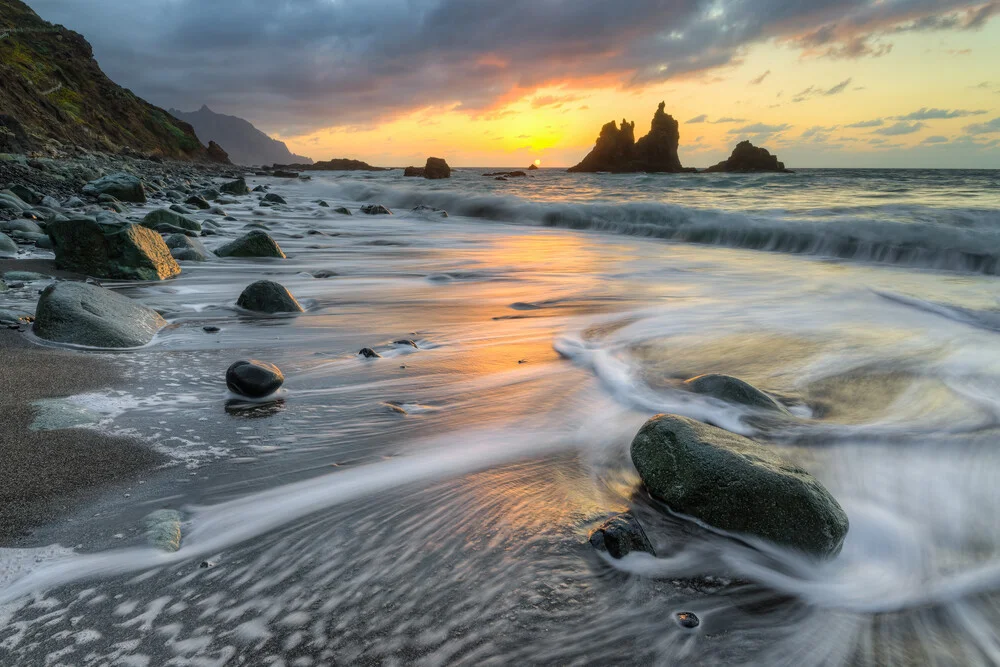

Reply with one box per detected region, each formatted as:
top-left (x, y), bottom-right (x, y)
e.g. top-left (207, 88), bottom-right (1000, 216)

top-left (630, 414), bottom-right (848, 557)
top-left (404, 157), bottom-right (451, 179)
top-left (568, 102), bottom-right (690, 173)
top-left (705, 141), bottom-right (790, 173)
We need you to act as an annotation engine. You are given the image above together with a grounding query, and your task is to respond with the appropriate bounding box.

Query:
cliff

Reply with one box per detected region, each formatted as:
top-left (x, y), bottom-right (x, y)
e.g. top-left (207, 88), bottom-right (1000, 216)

top-left (168, 105), bottom-right (313, 167)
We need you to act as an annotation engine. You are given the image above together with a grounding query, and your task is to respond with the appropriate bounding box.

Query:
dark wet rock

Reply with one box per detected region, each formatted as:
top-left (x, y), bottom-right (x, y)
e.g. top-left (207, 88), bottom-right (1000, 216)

top-left (569, 102), bottom-right (690, 173)
top-left (317, 200), bottom-right (330, 207)
top-left (411, 205), bottom-right (448, 218)
top-left (273, 170), bottom-right (299, 178)
top-left (483, 171), bottom-right (526, 178)
top-left (47, 217), bottom-right (181, 281)
top-left (360, 204), bottom-right (392, 215)
top-left (203, 325), bottom-right (220, 333)
top-left (358, 347), bottom-right (381, 359)
top-left (684, 374), bottom-right (787, 413)
top-left (4, 271), bottom-right (50, 282)
top-left (214, 230), bottom-right (286, 258)
top-left (630, 414), bottom-right (849, 557)
top-left (0, 193), bottom-right (29, 213)
top-left (33, 282), bottom-right (166, 348)
top-left (589, 513), bottom-right (656, 558)
top-left (0, 307), bottom-right (33, 325)
top-left (404, 157), bottom-right (451, 179)
top-left (171, 245), bottom-right (211, 262)
top-left (263, 193), bottom-right (287, 204)
top-left (333, 206), bottom-right (352, 216)
top-left (393, 339), bottom-right (418, 348)
top-left (527, 163), bottom-right (539, 170)
top-left (219, 178), bottom-right (250, 196)
top-left (675, 612), bottom-right (700, 629)
top-left (0, 232), bottom-right (18, 257)
top-left (2, 219), bottom-right (44, 235)
top-left (252, 185), bottom-right (267, 192)
top-left (236, 280), bottom-right (304, 313)
top-left (226, 360), bottom-right (284, 398)
top-left (82, 173), bottom-right (146, 203)
top-left (185, 194), bottom-right (211, 210)
top-left (141, 208), bottom-right (202, 234)
top-left (494, 177), bottom-right (508, 181)
top-left (8, 183), bottom-right (43, 205)
top-left (207, 206), bottom-right (227, 216)
top-left (201, 187), bottom-right (221, 200)
top-left (312, 269), bottom-right (338, 278)
top-left (705, 140), bottom-right (790, 173)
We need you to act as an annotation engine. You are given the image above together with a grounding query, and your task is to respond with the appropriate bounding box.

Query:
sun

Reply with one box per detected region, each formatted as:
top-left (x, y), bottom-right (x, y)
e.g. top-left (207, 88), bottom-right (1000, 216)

top-left (533, 159), bottom-right (542, 166)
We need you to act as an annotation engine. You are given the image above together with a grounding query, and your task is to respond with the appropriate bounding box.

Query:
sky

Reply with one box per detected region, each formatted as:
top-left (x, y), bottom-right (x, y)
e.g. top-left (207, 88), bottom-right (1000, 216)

top-left (29, 0), bottom-right (1000, 168)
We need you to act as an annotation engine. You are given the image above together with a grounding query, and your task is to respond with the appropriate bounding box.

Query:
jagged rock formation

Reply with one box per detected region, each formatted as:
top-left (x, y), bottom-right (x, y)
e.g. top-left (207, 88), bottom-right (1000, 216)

top-left (569, 102), bottom-right (692, 173)
top-left (404, 157), bottom-right (452, 179)
top-left (706, 140), bottom-right (790, 173)
top-left (0, 0), bottom-right (215, 160)
top-left (169, 105), bottom-right (311, 167)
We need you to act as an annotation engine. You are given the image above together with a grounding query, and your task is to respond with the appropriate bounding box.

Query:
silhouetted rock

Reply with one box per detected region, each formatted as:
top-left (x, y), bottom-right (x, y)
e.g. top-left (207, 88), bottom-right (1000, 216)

top-left (206, 140), bottom-right (232, 164)
top-left (405, 157), bottom-right (451, 179)
top-left (274, 158), bottom-right (386, 171)
top-left (568, 102), bottom-right (693, 173)
top-left (705, 140), bottom-right (790, 173)
top-left (170, 105), bottom-right (313, 166)
top-left (483, 171), bottom-right (526, 178)
top-left (527, 163), bottom-right (539, 171)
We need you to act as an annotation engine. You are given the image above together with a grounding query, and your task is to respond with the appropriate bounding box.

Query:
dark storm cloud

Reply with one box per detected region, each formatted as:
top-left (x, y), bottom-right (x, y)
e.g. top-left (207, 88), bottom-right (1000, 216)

top-left (27, 0), bottom-right (999, 134)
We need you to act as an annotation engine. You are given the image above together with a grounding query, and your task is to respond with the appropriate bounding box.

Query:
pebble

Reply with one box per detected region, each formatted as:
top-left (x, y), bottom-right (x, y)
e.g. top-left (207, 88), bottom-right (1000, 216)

top-left (675, 612), bottom-right (700, 629)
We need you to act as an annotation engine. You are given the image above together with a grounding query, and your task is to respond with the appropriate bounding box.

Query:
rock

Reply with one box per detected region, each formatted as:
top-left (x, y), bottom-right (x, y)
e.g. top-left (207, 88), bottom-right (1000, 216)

top-left (214, 230), bottom-right (286, 258)
top-left (393, 339), bottom-right (418, 348)
top-left (1, 219), bottom-right (44, 235)
top-left (252, 185), bottom-right (267, 192)
top-left (360, 204), bottom-right (392, 215)
top-left (312, 269), bottom-right (337, 278)
top-left (236, 280), bottom-right (304, 313)
top-left (226, 360), bottom-right (284, 398)
top-left (404, 157), bottom-right (451, 179)
top-left (0, 308), bottom-right (32, 325)
top-left (684, 374), bottom-right (787, 413)
top-left (483, 171), bottom-right (526, 178)
top-left (411, 205), bottom-right (448, 218)
top-left (8, 183), bottom-right (43, 205)
top-left (206, 140), bottom-right (232, 164)
top-left (317, 200), bottom-right (330, 207)
top-left (203, 325), bottom-right (220, 333)
top-left (333, 206), bottom-right (352, 216)
top-left (705, 140), bottom-right (790, 173)
top-left (527, 163), bottom-right (539, 170)
top-left (630, 414), bottom-right (848, 557)
top-left (141, 208), bottom-right (202, 234)
top-left (143, 509), bottom-right (183, 551)
top-left (47, 217), bottom-right (181, 281)
top-left (0, 232), bottom-right (17, 257)
top-left (0, 278), bottom-right (5, 292)
top-left (219, 178), bottom-right (250, 196)
top-left (33, 282), bottom-right (166, 348)
top-left (568, 102), bottom-right (691, 173)
top-left (171, 246), bottom-right (210, 262)
top-left (82, 173), bottom-right (146, 203)
top-left (358, 347), bottom-right (381, 359)
top-left (185, 195), bottom-right (211, 210)
top-left (263, 193), bottom-right (286, 204)
top-left (675, 612), bottom-right (700, 629)
top-left (4, 271), bottom-right (50, 282)
top-left (588, 513), bottom-right (656, 558)
top-left (273, 170), bottom-right (299, 178)
top-left (0, 193), bottom-right (29, 212)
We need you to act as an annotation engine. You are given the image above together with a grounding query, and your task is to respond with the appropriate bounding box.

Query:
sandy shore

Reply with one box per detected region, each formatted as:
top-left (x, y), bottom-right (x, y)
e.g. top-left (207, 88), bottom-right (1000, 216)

top-left (0, 327), bottom-right (165, 543)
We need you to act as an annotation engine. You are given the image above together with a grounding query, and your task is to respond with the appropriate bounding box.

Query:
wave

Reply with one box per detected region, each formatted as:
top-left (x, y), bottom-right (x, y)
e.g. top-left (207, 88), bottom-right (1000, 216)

top-left (322, 180), bottom-right (1000, 275)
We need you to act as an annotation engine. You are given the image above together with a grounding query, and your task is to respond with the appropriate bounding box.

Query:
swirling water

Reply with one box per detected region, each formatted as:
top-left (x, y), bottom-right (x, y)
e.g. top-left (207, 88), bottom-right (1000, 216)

top-left (2, 168), bottom-right (1000, 665)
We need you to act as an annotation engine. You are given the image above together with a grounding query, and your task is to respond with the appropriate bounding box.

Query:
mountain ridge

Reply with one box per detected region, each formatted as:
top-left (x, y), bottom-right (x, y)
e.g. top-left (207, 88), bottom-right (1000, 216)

top-left (168, 105), bottom-right (313, 167)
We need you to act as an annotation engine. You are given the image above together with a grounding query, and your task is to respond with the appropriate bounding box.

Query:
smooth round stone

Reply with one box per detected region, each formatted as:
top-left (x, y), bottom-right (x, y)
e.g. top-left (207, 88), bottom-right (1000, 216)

top-left (226, 360), bottom-right (284, 398)
top-left (203, 325), bottom-right (220, 333)
top-left (675, 612), bottom-right (700, 629)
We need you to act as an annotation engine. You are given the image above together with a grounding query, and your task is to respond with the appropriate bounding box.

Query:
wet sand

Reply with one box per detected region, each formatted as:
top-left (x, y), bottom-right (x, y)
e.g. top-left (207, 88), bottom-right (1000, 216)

top-left (0, 329), bottom-right (165, 542)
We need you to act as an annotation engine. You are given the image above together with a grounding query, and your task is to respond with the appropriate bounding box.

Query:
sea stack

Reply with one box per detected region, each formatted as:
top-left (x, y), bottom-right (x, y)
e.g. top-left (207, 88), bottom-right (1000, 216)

top-left (568, 102), bottom-right (692, 173)
top-left (706, 140), bottom-right (791, 173)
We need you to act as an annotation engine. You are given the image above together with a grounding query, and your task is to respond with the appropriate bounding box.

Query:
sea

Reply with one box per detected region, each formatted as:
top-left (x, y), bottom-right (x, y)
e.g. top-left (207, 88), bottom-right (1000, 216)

top-left (2, 167), bottom-right (1000, 665)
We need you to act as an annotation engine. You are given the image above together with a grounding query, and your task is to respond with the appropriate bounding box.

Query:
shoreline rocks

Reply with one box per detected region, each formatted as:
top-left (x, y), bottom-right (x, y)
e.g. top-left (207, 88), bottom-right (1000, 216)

top-left (589, 513), bottom-right (656, 558)
top-left (47, 217), bottom-right (181, 281)
top-left (684, 374), bottom-right (787, 413)
top-left (630, 414), bottom-right (848, 557)
top-left (33, 282), bottom-right (166, 347)
top-left (214, 230), bottom-right (286, 258)
top-left (82, 173), bottom-right (146, 203)
top-left (226, 360), bottom-right (284, 398)
top-left (236, 280), bottom-right (303, 313)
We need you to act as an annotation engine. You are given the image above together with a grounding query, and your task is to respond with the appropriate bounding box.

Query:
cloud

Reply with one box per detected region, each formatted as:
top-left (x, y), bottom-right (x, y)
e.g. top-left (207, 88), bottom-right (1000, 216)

top-left (793, 78), bottom-right (854, 102)
top-left (893, 107), bottom-right (988, 120)
top-left (964, 117), bottom-right (1000, 134)
top-left (530, 93), bottom-right (584, 109)
top-left (686, 114), bottom-right (708, 124)
top-left (25, 0), bottom-right (1000, 134)
top-left (845, 118), bottom-right (884, 128)
top-left (873, 121), bottom-right (926, 135)
top-left (920, 135), bottom-right (949, 144)
top-left (749, 70), bottom-right (771, 85)
top-left (711, 117), bottom-right (746, 124)
top-left (729, 123), bottom-right (792, 134)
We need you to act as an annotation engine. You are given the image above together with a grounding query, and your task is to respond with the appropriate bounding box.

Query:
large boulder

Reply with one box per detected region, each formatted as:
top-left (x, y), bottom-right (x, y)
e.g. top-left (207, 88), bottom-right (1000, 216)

top-left (220, 178), bottom-right (250, 196)
top-left (47, 217), bottom-right (181, 281)
top-left (166, 234), bottom-right (213, 262)
top-left (226, 360), bottom-right (284, 398)
top-left (568, 102), bottom-right (690, 173)
top-left (0, 232), bottom-right (16, 258)
top-left (141, 208), bottom-right (202, 234)
top-left (82, 173), bottom-right (146, 203)
top-left (404, 157), bottom-right (451, 179)
top-left (214, 230), bottom-right (286, 258)
top-left (236, 280), bottom-right (303, 313)
top-left (630, 414), bottom-right (848, 557)
top-left (705, 141), bottom-right (790, 173)
top-left (684, 374), bottom-right (787, 413)
top-left (33, 282), bottom-right (166, 348)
